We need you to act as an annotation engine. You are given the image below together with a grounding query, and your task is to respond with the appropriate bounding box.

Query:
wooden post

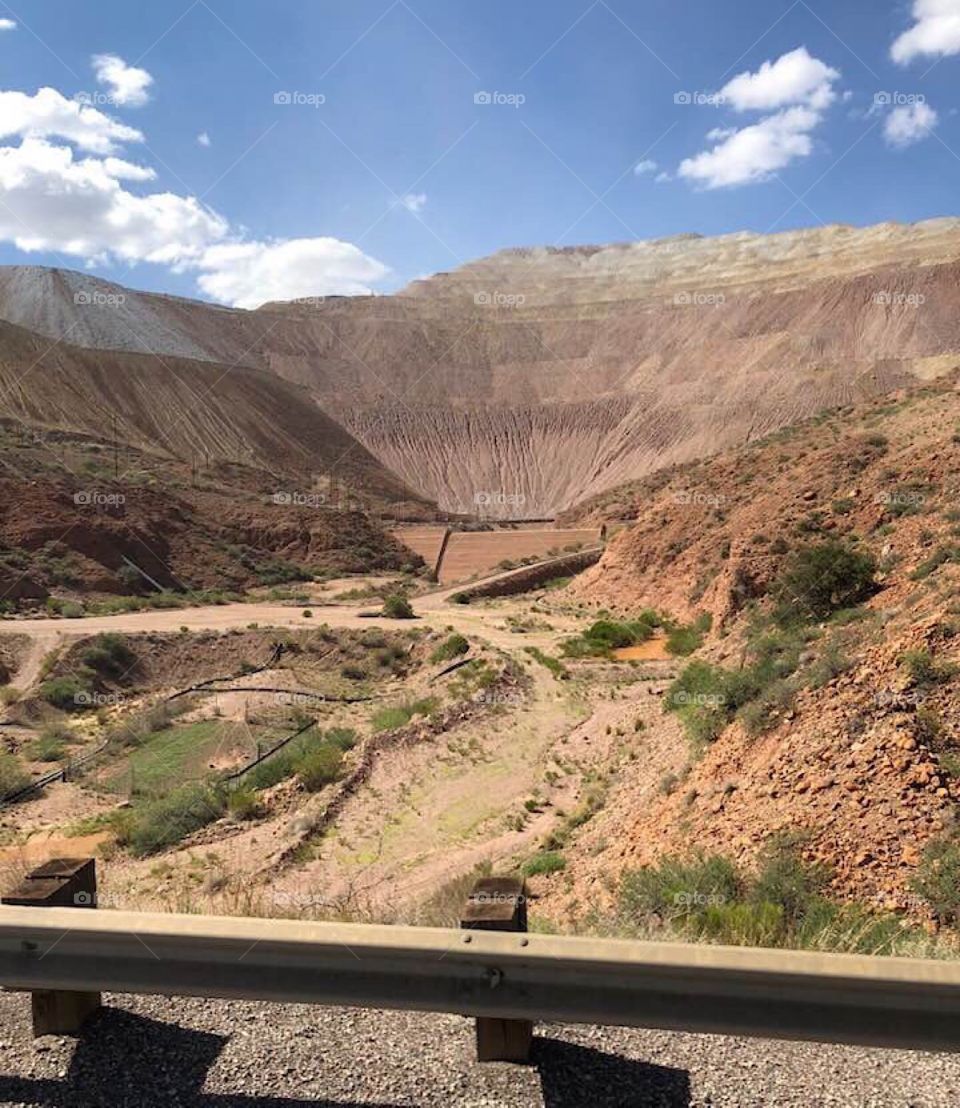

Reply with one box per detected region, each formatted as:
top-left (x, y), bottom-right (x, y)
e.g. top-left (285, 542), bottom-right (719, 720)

top-left (460, 876), bottom-right (533, 1063)
top-left (2, 857), bottom-right (101, 1036)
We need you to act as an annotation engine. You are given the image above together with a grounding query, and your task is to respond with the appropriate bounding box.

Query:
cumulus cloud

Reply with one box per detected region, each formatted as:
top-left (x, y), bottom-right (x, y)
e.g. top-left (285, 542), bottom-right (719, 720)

top-left (633, 159), bottom-right (658, 176)
top-left (0, 87), bottom-right (142, 153)
top-left (892, 0), bottom-right (960, 64)
top-left (0, 139), bottom-right (226, 264)
top-left (92, 54), bottom-right (153, 108)
top-left (884, 100), bottom-right (939, 146)
top-left (0, 83), bottom-right (389, 307)
top-left (196, 131), bottom-right (211, 147)
top-left (0, 19), bottom-right (16, 31)
top-left (680, 106), bottom-right (821, 188)
top-left (678, 48), bottom-right (840, 189)
top-left (400, 192), bottom-right (427, 213)
top-left (720, 46), bottom-right (839, 112)
top-left (196, 239), bottom-right (389, 308)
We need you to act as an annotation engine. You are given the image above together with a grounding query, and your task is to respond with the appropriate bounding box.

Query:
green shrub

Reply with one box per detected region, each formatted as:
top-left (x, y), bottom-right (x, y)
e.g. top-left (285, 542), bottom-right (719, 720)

top-left (227, 786), bottom-right (263, 821)
top-left (81, 633), bottom-right (137, 678)
top-left (902, 648), bottom-right (958, 688)
top-left (772, 539), bottom-right (877, 626)
top-left (296, 745), bottom-right (344, 791)
top-left (39, 675), bottom-right (92, 712)
top-left (431, 634), bottom-right (470, 663)
top-left (911, 837), bottom-right (960, 926)
top-left (0, 751), bottom-right (31, 797)
top-left (382, 594), bottom-right (415, 619)
top-left (620, 854), bottom-right (741, 924)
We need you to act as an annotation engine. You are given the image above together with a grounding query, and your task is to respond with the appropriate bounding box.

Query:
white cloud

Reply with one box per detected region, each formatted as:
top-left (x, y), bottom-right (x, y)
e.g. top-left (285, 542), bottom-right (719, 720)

top-left (197, 131), bottom-right (211, 147)
top-left (633, 159), bottom-right (658, 176)
top-left (0, 80), bottom-right (389, 307)
top-left (679, 105), bottom-right (821, 189)
top-left (0, 19), bottom-right (16, 31)
top-left (720, 46), bottom-right (840, 112)
top-left (400, 192), bottom-right (427, 213)
top-left (92, 54), bottom-right (153, 108)
top-left (655, 171), bottom-right (672, 183)
top-left (679, 48), bottom-right (840, 189)
top-left (0, 139), bottom-right (227, 264)
top-left (195, 239), bottom-right (389, 308)
top-left (0, 87), bottom-right (142, 153)
top-left (892, 0), bottom-right (960, 63)
top-left (884, 100), bottom-right (939, 146)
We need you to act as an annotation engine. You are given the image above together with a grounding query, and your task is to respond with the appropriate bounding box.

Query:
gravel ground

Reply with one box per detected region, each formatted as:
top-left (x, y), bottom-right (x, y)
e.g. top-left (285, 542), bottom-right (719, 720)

top-left (1, 992), bottom-right (959, 1107)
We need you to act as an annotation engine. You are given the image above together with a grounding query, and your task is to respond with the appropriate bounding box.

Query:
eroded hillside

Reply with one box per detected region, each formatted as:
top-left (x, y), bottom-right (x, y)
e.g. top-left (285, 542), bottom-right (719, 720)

top-left (3, 219), bottom-right (960, 516)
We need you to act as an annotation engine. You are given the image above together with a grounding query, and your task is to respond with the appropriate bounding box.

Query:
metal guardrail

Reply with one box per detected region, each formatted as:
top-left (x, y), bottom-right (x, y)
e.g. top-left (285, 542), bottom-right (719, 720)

top-left (4, 901), bottom-right (960, 1053)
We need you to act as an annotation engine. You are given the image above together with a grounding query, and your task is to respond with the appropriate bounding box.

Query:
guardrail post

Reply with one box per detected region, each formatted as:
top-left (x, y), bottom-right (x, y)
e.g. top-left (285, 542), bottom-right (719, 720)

top-left (2, 857), bottom-right (101, 1035)
top-left (460, 876), bottom-right (533, 1063)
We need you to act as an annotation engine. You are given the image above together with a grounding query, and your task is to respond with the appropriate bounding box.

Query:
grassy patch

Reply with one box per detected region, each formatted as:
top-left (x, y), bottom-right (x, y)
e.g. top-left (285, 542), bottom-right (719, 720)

top-left (619, 842), bottom-right (930, 954)
top-left (430, 633), bottom-right (470, 664)
top-left (521, 850), bottom-right (567, 877)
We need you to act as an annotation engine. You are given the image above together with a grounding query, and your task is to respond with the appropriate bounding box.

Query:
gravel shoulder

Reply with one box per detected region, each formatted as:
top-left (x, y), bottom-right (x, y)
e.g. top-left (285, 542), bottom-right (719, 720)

top-left (0, 991), bottom-right (959, 1107)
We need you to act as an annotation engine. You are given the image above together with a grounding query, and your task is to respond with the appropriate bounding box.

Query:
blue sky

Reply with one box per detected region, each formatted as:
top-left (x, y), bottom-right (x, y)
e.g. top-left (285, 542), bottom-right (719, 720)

top-left (0, 0), bottom-right (957, 305)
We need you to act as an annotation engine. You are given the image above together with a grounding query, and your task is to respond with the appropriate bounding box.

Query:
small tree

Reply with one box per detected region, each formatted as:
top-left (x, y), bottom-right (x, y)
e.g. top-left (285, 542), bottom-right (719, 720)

top-left (773, 539), bottom-right (876, 626)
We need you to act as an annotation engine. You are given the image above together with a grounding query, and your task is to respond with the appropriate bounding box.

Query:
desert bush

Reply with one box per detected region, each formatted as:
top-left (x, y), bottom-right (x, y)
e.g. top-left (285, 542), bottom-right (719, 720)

top-left (227, 786), bottom-right (263, 821)
top-left (118, 781), bottom-right (227, 856)
top-left (911, 836), bottom-right (960, 926)
top-left (382, 594), bottom-right (415, 620)
top-left (620, 843), bottom-right (921, 954)
top-left (902, 648), bottom-right (958, 688)
top-left (0, 751), bottom-right (31, 797)
top-left (296, 745), bottom-right (344, 791)
top-left (81, 633), bottom-right (137, 679)
top-left (773, 539), bottom-right (877, 627)
top-left (39, 675), bottom-right (92, 712)
top-left (430, 634), bottom-right (470, 663)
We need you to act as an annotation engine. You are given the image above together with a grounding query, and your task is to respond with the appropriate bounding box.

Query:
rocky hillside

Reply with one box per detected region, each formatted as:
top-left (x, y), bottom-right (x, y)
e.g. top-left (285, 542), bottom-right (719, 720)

top-left (544, 375), bottom-right (960, 922)
top-left (3, 218), bottom-right (960, 516)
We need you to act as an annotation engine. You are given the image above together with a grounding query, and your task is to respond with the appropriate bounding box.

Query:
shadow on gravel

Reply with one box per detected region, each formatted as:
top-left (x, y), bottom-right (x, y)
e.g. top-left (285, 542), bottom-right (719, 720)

top-left (0, 1009), bottom-right (404, 1108)
top-left (534, 1038), bottom-right (691, 1107)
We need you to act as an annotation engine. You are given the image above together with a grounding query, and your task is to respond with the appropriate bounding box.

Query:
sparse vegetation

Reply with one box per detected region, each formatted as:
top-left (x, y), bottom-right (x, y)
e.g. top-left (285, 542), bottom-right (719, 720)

top-left (772, 539), bottom-right (877, 627)
top-left (382, 594), bottom-right (416, 620)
